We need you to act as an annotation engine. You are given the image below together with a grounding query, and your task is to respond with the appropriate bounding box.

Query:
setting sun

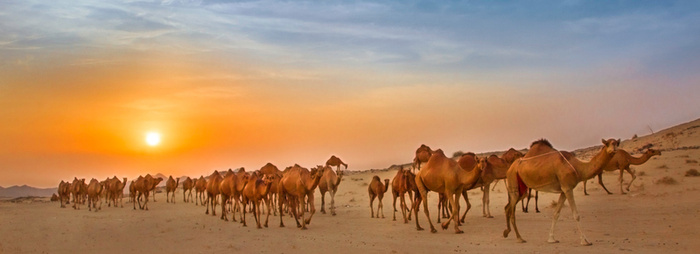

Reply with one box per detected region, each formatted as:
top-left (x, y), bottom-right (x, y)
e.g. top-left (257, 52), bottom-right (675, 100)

top-left (145, 132), bottom-right (161, 147)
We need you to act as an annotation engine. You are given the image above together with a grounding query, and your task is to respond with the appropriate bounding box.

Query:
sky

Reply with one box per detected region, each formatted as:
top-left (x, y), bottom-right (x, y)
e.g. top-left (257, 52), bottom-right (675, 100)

top-left (1, 0), bottom-right (700, 188)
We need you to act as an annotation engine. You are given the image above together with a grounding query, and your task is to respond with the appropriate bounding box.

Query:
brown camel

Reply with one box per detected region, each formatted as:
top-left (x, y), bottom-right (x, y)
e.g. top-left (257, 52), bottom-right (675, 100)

top-left (133, 175), bottom-right (159, 210)
top-left (219, 169), bottom-right (249, 222)
top-left (205, 171), bottom-right (223, 216)
top-left (584, 148), bottom-right (662, 195)
top-left (147, 175), bottom-right (164, 202)
top-left (194, 176), bottom-right (207, 205)
top-left (241, 172), bottom-right (275, 228)
top-left (391, 166), bottom-right (416, 223)
top-left (413, 144), bottom-right (434, 172)
top-left (319, 165), bottom-right (343, 216)
top-left (128, 180), bottom-right (136, 204)
top-left (87, 178), bottom-right (104, 212)
top-left (165, 176), bottom-right (180, 203)
top-left (58, 181), bottom-right (71, 208)
top-left (491, 148), bottom-right (526, 190)
top-left (259, 163), bottom-right (283, 216)
top-left (503, 138), bottom-right (619, 245)
top-left (325, 155), bottom-right (348, 171)
top-left (278, 164), bottom-right (325, 229)
top-left (182, 177), bottom-right (194, 203)
top-left (51, 193), bottom-right (59, 201)
top-left (71, 178), bottom-right (87, 210)
top-left (104, 177), bottom-right (126, 208)
top-left (413, 149), bottom-right (485, 234)
top-left (368, 176), bottom-right (390, 219)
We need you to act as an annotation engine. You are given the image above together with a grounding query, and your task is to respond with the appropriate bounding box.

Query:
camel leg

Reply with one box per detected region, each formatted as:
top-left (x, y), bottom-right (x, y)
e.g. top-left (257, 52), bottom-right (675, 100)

top-left (400, 193), bottom-right (408, 223)
top-left (444, 191), bottom-right (463, 234)
top-left (253, 201), bottom-right (262, 229)
top-left (278, 193), bottom-right (286, 227)
top-left (625, 167), bottom-right (636, 192)
top-left (564, 189), bottom-right (592, 246)
top-left (503, 190), bottom-right (526, 243)
top-left (320, 191), bottom-right (326, 214)
top-left (220, 196), bottom-right (228, 221)
top-left (378, 194), bottom-right (385, 219)
top-left (264, 198), bottom-right (271, 228)
top-left (413, 192), bottom-right (424, 231)
top-left (242, 199), bottom-right (248, 227)
top-left (597, 173), bottom-right (612, 195)
top-left (548, 193), bottom-right (567, 243)
top-left (415, 177), bottom-right (436, 233)
top-left (407, 191), bottom-right (414, 220)
top-left (392, 191), bottom-right (398, 221)
top-left (522, 189), bottom-right (530, 213)
top-left (369, 194), bottom-right (376, 218)
top-left (330, 190), bottom-right (337, 216)
top-left (534, 191), bottom-right (540, 213)
top-left (483, 183), bottom-right (493, 218)
top-left (299, 196), bottom-right (307, 229)
top-left (460, 190), bottom-right (471, 223)
top-left (305, 193), bottom-right (316, 224)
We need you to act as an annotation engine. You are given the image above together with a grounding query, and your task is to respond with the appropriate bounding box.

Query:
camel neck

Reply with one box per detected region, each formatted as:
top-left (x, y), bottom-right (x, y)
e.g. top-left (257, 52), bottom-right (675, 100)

top-left (628, 152), bottom-right (654, 165)
top-left (576, 148), bottom-right (614, 182)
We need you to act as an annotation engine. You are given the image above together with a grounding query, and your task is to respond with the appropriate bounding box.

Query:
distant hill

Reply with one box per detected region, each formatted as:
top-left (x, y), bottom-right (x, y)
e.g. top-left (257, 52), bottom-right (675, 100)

top-left (0, 185), bottom-right (56, 198)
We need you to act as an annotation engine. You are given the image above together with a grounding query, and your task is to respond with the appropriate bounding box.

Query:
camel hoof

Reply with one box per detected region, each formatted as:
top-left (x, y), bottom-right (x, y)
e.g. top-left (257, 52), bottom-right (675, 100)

top-left (581, 240), bottom-right (592, 246)
top-left (416, 227), bottom-right (424, 231)
top-left (455, 230), bottom-right (464, 234)
top-left (503, 229), bottom-right (510, 238)
top-left (304, 219), bottom-right (311, 224)
top-left (301, 227), bottom-right (308, 230)
top-left (486, 215), bottom-right (494, 218)
top-left (332, 213), bottom-right (336, 216)
top-left (279, 224), bottom-right (285, 228)
top-left (548, 239), bottom-right (559, 244)
top-left (430, 228), bottom-right (437, 233)
top-left (517, 239), bottom-right (527, 243)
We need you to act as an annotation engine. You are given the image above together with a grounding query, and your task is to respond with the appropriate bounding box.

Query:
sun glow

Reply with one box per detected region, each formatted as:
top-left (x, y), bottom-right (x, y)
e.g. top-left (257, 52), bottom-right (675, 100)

top-left (145, 132), bottom-right (161, 146)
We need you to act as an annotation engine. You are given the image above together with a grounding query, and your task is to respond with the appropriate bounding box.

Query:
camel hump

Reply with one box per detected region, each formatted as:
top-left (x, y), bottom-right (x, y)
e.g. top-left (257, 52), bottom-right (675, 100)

top-left (372, 175), bottom-right (380, 181)
top-left (530, 139), bottom-right (553, 149)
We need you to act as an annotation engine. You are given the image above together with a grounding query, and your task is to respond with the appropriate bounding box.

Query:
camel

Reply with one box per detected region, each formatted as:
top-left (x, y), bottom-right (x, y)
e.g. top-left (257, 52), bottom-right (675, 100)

top-left (87, 178), bottom-right (104, 212)
top-left (51, 193), bottom-right (59, 201)
top-left (205, 171), bottom-right (223, 216)
top-left (219, 169), bottom-right (249, 222)
top-left (105, 177), bottom-right (127, 208)
top-left (58, 181), bottom-right (71, 208)
top-left (368, 176), bottom-right (390, 219)
top-left (147, 175), bottom-right (164, 202)
top-left (278, 164), bottom-right (325, 229)
top-left (458, 149), bottom-right (524, 220)
top-left (391, 166), bottom-right (416, 223)
top-left (259, 163), bottom-right (283, 216)
top-left (165, 176), bottom-right (180, 203)
top-left (194, 176), bottom-right (207, 205)
top-left (133, 174), bottom-right (161, 210)
top-left (412, 144), bottom-right (434, 172)
top-left (325, 155), bottom-right (348, 172)
top-left (71, 178), bottom-right (87, 210)
top-left (182, 177), bottom-right (194, 203)
top-left (503, 138), bottom-right (619, 245)
top-left (128, 180), bottom-right (136, 204)
top-left (241, 172), bottom-right (275, 228)
top-left (413, 149), bottom-right (485, 234)
top-left (584, 148), bottom-right (661, 195)
top-left (319, 165), bottom-right (343, 216)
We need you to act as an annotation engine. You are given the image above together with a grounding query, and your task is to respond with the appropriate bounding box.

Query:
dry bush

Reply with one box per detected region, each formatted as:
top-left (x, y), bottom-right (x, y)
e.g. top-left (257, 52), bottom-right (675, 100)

top-left (685, 169), bottom-right (700, 177)
top-left (655, 176), bottom-right (678, 185)
top-left (638, 171), bottom-right (646, 176)
top-left (657, 164), bottom-right (669, 169)
top-left (686, 159), bottom-right (699, 164)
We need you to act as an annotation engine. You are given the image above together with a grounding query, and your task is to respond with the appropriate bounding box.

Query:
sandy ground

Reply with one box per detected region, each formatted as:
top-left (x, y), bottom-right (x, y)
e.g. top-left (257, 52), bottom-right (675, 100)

top-left (2, 119), bottom-right (700, 254)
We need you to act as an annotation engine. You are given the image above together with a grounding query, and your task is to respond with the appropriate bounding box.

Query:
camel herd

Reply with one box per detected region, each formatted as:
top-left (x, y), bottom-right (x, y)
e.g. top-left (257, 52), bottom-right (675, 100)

top-left (55, 138), bottom-right (662, 245)
top-left (55, 156), bottom-right (348, 231)
top-left (366, 138), bottom-right (661, 246)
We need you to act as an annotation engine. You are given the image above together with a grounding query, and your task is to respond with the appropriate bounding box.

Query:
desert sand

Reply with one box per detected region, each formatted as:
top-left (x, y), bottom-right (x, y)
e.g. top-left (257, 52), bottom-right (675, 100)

top-left (2, 119), bottom-right (700, 254)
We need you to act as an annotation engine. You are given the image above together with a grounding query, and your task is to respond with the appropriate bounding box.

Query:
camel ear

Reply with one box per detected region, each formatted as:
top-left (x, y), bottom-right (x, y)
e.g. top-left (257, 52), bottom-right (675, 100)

top-left (602, 139), bottom-right (606, 145)
top-left (617, 139), bottom-right (621, 144)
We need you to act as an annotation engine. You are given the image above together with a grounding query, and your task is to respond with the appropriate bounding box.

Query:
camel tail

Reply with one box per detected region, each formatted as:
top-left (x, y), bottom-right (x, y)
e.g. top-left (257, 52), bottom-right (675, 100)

top-left (516, 173), bottom-right (528, 199)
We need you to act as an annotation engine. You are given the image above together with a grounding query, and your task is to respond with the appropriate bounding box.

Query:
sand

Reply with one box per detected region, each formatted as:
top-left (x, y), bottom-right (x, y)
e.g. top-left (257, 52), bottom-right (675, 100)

top-left (2, 119), bottom-right (700, 254)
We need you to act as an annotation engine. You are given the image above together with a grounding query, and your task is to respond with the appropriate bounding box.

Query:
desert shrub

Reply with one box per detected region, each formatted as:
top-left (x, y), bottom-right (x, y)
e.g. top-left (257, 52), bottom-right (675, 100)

top-left (685, 169), bottom-right (700, 177)
top-left (657, 164), bottom-right (669, 169)
top-left (655, 176), bottom-right (678, 185)
top-left (686, 159), bottom-right (699, 164)
top-left (638, 171), bottom-right (646, 176)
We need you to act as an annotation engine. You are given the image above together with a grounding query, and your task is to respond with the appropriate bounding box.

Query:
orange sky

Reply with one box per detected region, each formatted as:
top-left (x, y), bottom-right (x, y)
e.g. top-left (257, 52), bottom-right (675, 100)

top-left (2, 1), bottom-right (700, 188)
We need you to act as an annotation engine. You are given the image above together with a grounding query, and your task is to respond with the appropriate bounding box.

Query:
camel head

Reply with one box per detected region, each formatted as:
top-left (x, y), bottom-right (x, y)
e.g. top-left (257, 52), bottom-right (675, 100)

top-left (601, 138), bottom-right (621, 155)
top-left (646, 148), bottom-right (662, 157)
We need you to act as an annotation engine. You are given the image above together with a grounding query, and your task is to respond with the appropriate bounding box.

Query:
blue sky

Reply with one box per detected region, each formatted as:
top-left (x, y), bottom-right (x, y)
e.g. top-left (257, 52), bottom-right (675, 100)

top-left (2, 0), bottom-right (700, 186)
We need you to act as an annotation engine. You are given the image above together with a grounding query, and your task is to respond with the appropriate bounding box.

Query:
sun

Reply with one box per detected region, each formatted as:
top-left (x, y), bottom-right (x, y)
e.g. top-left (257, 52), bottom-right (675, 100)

top-left (145, 132), bottom-right (161, 147)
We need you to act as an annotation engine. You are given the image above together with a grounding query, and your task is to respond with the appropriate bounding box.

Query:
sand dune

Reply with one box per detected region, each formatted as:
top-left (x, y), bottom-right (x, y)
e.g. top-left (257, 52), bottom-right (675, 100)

top-left (2, 119), bottom-right (700, 253)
